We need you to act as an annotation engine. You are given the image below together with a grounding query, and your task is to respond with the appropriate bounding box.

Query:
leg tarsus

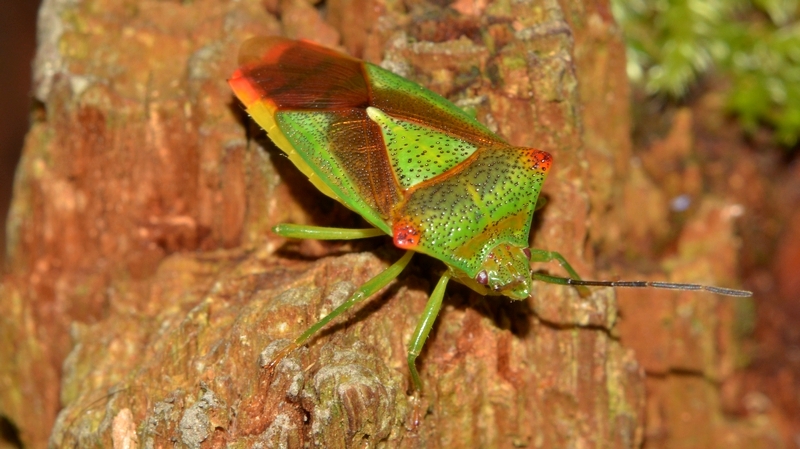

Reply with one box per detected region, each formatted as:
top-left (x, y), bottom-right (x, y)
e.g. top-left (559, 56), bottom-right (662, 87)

top-left (265, 341), bottom-right (300, 372)
top-left (409, 391), bottom-right (423, 429)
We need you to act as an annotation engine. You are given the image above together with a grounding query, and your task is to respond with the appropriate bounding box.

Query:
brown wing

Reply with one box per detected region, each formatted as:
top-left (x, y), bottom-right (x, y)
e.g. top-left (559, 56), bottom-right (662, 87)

top-left (231, 37), bottom-right (507, 220)
top-left (233, 37), bottom-right (401, 218)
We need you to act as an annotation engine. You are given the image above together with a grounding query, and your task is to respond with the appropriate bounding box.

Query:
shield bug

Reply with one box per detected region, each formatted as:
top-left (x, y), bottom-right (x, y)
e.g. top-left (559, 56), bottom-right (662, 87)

top-left (228, 37), bottom-right (752, 391)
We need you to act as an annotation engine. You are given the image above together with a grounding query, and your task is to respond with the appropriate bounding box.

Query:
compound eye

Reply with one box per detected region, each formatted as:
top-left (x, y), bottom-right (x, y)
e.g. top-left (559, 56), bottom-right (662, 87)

top-left (475, 270), bottom-right (489, 285)
top-left (523, 248), bottom-right (531, 260)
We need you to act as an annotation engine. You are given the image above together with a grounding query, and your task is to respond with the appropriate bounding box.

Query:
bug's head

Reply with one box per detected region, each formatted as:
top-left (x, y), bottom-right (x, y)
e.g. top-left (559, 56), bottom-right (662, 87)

top-left (452, 243), bottom-right (532, 300)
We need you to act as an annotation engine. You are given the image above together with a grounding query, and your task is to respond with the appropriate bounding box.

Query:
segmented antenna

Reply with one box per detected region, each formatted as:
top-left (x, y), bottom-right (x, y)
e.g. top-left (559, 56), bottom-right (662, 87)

top-left (532, 272), bottom-right (752, 297)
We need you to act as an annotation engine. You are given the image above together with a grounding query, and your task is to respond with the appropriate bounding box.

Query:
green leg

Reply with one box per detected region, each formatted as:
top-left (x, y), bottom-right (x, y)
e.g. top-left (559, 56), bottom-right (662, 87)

top-left (528, 249), bottom-right (591, 297)
top-left (273, 223), bottom-right (385, 240)
top-left (268, 251), bottom-right (415, 369)
top-left (296, 250), bottom-right (413, 345)
top-left (406, 273), bottom-right (451, 392)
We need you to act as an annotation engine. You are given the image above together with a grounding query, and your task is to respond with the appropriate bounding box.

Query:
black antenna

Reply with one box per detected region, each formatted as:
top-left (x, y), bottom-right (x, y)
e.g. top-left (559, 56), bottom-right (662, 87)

top-left (532, 272), bottom-right (752, 297)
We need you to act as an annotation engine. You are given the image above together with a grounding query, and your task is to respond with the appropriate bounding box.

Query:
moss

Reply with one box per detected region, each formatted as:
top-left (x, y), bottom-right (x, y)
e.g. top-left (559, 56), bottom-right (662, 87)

top-left (613, 0), bottom-right (800, 146)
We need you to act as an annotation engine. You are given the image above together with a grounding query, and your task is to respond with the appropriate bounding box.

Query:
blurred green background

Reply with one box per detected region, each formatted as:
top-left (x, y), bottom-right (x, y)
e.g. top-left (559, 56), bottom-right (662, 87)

top-left (612, 0), bottom-right (800, 147)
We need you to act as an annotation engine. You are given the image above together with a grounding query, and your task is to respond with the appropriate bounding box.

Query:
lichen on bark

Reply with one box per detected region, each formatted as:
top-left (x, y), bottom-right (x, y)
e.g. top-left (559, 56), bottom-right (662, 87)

top-left (0, 0), bottom-right (775, 448)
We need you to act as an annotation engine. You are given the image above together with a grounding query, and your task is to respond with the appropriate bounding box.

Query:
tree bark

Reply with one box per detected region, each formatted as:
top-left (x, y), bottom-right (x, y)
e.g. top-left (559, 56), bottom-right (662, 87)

top-left (0, 0), bottom-right (778, 448)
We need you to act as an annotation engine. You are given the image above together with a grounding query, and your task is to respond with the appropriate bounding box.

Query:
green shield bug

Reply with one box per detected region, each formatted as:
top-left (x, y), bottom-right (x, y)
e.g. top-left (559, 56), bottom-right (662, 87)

top-left (228, 36), bottom-right (752, 392)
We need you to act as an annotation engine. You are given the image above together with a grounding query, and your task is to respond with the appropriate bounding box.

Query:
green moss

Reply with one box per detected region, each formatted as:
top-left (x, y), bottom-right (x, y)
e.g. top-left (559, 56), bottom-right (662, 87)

top-left (613, 0), bottom-right (800, 146)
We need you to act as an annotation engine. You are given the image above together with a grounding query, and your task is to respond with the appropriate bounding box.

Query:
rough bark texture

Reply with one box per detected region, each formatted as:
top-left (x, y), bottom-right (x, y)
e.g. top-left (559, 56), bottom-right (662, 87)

top-left (0, 0), bottom-right (781, 448)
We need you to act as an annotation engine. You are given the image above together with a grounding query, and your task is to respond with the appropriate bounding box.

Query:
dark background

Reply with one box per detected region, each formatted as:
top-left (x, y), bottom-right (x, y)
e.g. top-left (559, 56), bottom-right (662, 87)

top-left (0, 1), bottom-right (39, 270)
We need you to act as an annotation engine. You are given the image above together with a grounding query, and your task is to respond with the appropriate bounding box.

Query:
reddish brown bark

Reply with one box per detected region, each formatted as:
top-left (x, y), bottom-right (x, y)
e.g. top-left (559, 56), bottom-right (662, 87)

top-left (0, 0), bottom-right (781, 448)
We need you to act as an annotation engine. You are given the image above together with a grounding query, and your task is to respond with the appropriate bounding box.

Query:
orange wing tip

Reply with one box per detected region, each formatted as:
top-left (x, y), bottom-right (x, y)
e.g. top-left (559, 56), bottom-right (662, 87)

top-left (521, 149), bottom-right (552, 172)
top-left (228, 71), bottom-right (262, 108)
top-left (393, 221), bottom-right (421, 250)
top-left (230, 36), bottom-right (299, 107)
